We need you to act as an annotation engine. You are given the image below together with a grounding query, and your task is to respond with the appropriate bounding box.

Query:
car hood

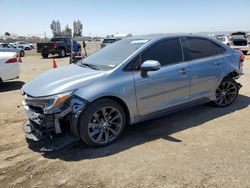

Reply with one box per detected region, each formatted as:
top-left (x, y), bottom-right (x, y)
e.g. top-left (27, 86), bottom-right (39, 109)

top-left (0, 48), bottom-right (19, 52)
top-left (22, 64), bottom-right (106, 97)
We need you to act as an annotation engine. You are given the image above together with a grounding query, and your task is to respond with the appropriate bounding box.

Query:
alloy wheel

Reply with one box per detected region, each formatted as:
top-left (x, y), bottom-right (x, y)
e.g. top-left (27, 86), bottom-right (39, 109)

top-left (215, 81), bottom-right (237, 106)
top-left (87, 106), bottom-right (123, 144)
top-left (61, 50), bottom-right (65, 57)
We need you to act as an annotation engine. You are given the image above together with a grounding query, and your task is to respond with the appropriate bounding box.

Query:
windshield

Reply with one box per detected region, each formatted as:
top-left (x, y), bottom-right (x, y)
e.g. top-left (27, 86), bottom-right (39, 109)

top-left (80, 39), bottom-right (149, 70)
top-left (51, 38), bottom-right (65, 42)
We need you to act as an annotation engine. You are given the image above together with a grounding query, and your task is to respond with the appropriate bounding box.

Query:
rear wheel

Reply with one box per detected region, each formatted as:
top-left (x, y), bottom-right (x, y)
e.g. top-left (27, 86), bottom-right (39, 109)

top-left (79, 99), bottom-right (126, 147)
top-left (213, 78), bottom-right (239, 107)
top-left (59, 49), bottom-right (66, 57)
top-left (41, 52), bottom-right (49, 58)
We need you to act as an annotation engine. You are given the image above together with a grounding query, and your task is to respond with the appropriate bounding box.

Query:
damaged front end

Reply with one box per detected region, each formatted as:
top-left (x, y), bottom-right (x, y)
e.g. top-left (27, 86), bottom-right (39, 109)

top-left (22, 91), bottom-right (86, 145)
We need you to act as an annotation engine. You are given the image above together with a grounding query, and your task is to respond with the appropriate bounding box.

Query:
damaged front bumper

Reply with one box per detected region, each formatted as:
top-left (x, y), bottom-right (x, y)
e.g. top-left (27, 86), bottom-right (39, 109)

top-left (22, 97), bottom-right (86, 142)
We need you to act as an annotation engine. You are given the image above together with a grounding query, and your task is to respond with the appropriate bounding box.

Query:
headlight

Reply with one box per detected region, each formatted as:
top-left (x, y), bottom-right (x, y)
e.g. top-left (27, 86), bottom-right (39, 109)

top-left (25, 91), bottom-right (74, 114)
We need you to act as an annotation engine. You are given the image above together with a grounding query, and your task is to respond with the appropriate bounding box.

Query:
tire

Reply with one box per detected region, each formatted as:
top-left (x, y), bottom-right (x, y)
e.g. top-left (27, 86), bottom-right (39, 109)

top-left (243, 51), bottom-right (248, 55)
top-left (59, 49), bottom-right (66, 58)
top-left (20, 50), bottom-right (25, 57)
top-left (41, 52), bottom-right (49, 58)
top-left (212, 77), bottom-right (239, 107)
top-left (79, 98), bottom-right (126, 147)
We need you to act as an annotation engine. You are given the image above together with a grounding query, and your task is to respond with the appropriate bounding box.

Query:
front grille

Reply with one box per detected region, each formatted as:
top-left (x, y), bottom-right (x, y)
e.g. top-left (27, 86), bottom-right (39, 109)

top-left (28, 105), bottom-right (43, 114)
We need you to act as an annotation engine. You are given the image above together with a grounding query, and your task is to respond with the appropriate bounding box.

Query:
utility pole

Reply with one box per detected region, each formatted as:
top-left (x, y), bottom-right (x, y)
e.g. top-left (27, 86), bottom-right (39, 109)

top-left (70, 24), bottom-right (74, 64)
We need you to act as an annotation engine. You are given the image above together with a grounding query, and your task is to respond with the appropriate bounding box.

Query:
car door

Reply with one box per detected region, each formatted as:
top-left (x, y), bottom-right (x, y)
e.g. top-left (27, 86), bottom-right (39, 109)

top-left (133, 38), bottom-right (191, 117)
top-left (182, 37), bottom-right (225, 100)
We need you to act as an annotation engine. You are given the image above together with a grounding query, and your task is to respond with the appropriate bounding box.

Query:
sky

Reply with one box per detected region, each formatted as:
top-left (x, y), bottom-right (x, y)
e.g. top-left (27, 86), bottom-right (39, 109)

top-left (0, 0), bottom-right (250, 37)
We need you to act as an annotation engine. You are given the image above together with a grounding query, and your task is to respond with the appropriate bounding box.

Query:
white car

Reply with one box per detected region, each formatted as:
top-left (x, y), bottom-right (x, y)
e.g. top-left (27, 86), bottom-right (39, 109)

top-left (15, 42), bottom-right (33, 50)
top-left (0, 43), bottom-right (25, 57)
top-left (0, 52), bottom-right (21, 82)
top-left (10, 42), bottom-right (32, 50)
top-left (215, 35), bottom-right (230, 46)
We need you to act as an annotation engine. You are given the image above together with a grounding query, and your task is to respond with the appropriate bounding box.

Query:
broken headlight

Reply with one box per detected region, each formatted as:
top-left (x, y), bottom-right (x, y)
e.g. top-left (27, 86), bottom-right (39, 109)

top-left (25, 91), bottom-right (74, 114)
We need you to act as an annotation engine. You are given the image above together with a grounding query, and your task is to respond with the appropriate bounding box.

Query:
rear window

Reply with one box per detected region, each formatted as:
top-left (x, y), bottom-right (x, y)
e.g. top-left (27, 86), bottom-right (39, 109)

top-left (184, 38), bottom-right (225, 61)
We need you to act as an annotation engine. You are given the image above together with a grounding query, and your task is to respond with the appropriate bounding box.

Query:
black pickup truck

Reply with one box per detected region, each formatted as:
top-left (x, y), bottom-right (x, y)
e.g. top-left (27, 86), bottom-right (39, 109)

top-left (37, 37), bottom-right (72, 58)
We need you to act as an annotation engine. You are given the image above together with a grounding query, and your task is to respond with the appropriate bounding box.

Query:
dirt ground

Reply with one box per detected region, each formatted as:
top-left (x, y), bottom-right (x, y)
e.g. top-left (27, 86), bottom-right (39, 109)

top-left (0, 43), bottom-right (250, 188)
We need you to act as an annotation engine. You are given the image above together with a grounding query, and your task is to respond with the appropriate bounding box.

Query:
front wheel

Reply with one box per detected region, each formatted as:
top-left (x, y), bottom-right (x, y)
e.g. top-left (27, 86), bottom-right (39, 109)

top-left (79, 99), bottom-right (126, 147)
top-left (59, 49), bottom-right (66, 57)
top-left (213, 78), bottom-right (239, 107)
top-left (20, 50), bottom-right (25, 57)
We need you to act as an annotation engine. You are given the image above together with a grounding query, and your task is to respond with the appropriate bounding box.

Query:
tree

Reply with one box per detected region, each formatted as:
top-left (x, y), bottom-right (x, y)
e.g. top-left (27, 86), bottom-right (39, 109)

top-left (5, 32), bottom-right (10, 36)
top-left (62, 25), bottom-right (72, 37)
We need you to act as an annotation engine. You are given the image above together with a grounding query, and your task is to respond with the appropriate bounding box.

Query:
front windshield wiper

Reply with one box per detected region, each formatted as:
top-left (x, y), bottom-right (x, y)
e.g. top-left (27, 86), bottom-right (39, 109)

top-left (80, 63), bottom-right (99, 70)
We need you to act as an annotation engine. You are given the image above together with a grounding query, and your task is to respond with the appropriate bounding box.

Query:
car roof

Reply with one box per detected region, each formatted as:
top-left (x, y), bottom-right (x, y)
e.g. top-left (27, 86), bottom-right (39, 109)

top-left (103, 38), bottom-right (118, 40)
top-left (129, 33), bottom-right (212, 42)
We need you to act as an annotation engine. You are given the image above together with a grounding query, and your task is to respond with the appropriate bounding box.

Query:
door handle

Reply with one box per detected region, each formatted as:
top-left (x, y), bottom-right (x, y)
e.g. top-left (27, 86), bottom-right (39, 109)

top-left (214, 61), bottom-right (222, 66)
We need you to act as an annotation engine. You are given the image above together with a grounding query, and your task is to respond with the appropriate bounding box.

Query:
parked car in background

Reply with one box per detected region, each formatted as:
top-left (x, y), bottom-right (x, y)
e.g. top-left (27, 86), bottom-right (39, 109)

top-left (0, 43), bottom-right (25, 57)
top-left (215, 35), bottom-right (230, 46)
top-left (10, 42), bottom-right (32, 51)
top-left (37, 37), bottom-right (80, 58)
top-left (101, 38), bottom-right (121, 48)
top-left (21, 34), bottom-right (243, 148)
top-left (15, 41), bottom-right (34, 49)
top-left (230, 32), bottom-right (249, 55)
top-left (101, 33), bottom-right (132, 48)
top-left (0, 52), bottom-right (21, 82)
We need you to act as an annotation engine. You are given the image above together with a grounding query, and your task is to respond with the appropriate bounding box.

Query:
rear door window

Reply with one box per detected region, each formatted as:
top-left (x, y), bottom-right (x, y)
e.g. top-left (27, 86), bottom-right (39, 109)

top-left (141, 38), bottom-right (183, 66)
top-left (184, 37), bottom-right (225, 61)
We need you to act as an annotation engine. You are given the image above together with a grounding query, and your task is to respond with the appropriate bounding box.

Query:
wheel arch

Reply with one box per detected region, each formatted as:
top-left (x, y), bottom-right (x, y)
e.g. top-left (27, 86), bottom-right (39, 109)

top-left (225, 71), bottom-right (239, 79)
top-left (89, 96), bottom-right (131, 125)
top-left (60, 46), bottom-right (66, 51)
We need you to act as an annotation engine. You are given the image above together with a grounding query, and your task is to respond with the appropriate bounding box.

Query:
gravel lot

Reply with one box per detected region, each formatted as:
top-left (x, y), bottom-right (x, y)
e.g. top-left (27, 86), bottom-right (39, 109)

top-left (0, 43), bottom-right (250, 188)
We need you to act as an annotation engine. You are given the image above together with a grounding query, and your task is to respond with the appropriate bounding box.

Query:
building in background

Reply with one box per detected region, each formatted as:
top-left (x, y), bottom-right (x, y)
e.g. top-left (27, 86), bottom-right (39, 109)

top-left (73, 20), bottom-right (83, 37)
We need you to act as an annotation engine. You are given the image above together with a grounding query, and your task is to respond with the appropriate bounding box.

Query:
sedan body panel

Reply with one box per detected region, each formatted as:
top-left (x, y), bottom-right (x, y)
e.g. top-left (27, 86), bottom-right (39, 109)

top-left (134, 62), bottom-right (191, 116)
top-left (20, 34), bottom-right (243, 145)
top-left (188, 56), bottom-right (225, 101)
top-left (22, 64), bottom-right (106, 97)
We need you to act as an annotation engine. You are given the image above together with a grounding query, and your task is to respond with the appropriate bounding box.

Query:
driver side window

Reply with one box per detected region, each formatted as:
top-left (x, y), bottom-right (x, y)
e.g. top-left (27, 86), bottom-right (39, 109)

top-left (142, 38), bottom-right (183, 66)
top-left (125, 38), bottom-right (183, 71)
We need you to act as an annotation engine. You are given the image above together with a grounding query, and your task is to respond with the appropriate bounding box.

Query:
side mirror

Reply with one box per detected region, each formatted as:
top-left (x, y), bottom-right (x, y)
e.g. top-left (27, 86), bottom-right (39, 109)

top-left (141, 60), bottom-right (161, 72)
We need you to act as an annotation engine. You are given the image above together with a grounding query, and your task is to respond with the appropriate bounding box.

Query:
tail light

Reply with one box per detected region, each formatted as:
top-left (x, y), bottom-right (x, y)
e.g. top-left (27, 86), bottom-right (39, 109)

top-left (53, 44), bottom-right (59, 48)
top-left (5, 58), bottom-right (17, 63)
top-left (240, 54), bottom-right (245, 61)
top-left (240, 54), bottom-right (245, 67)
